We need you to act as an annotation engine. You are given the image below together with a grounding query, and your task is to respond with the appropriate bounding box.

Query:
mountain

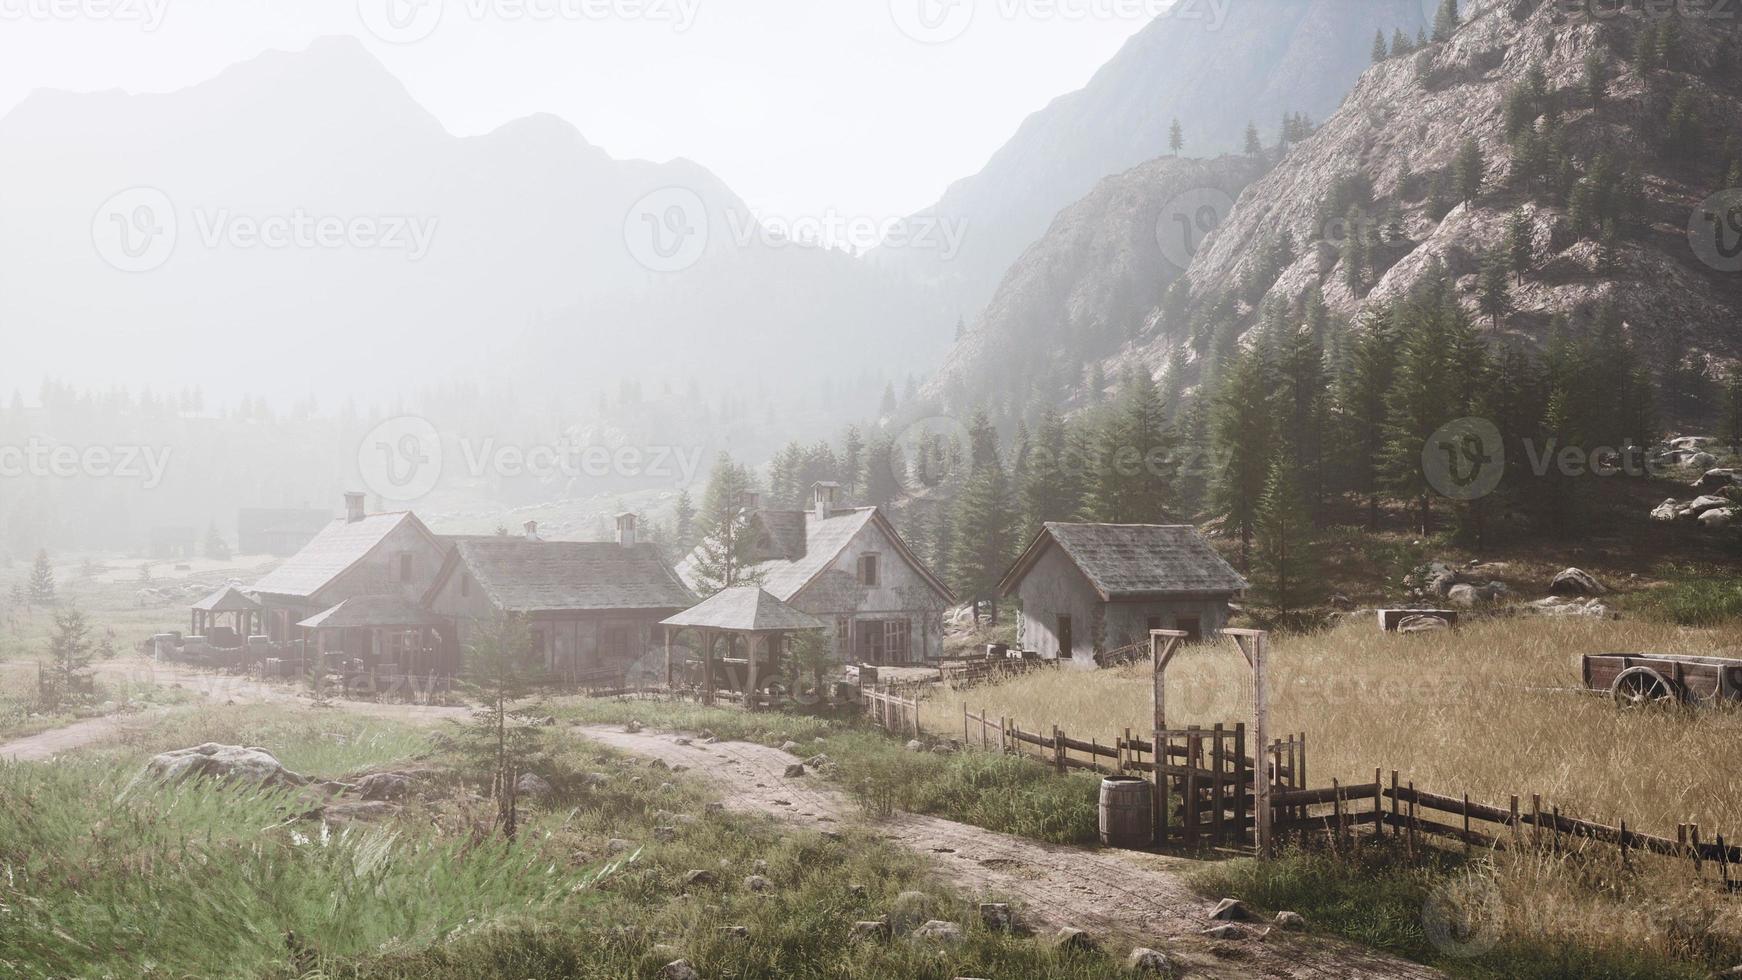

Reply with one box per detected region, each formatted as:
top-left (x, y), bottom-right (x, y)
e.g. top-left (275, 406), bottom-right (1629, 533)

top-left (1172, 0), bottom-right (1742, 376)
top-left (924, 153), bottom-right (1266, 413)
top-left (0, 37), bottom-right (935, 411)
top-left (875, 0), bottom-right (1426, 331)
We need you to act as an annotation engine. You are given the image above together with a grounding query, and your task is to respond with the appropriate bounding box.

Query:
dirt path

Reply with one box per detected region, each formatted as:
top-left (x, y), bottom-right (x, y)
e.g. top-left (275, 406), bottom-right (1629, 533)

top-left (581, 726), bottom-right (1442, 980)
top-left (1, 658), bottom-right (470, 762)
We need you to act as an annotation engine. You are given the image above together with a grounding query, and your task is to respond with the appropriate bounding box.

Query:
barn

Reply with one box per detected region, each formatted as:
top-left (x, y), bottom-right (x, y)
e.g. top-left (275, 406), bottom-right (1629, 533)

top-left (998, 523), bottom-right (1247, 665)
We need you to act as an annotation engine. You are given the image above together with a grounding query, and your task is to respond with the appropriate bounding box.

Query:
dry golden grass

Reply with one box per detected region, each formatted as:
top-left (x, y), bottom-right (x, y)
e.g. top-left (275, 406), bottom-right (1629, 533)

top-left (923, 616), bottom-right (1742, 837)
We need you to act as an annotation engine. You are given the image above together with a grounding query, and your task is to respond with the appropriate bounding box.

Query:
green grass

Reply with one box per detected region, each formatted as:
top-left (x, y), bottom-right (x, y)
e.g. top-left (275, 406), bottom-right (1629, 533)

top-left (0, 661), bottom-right (199, 742)
top-left (553, 698), bottom-right (1103, 845)
top-left (1192, 842), bottom-right (1719, 980)
top-left (1629, 563), bottom-right (1742, 626)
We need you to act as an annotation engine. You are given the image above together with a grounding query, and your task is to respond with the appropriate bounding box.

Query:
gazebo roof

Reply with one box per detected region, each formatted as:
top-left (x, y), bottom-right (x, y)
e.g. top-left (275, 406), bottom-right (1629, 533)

top-left (661, 587), bottom-right (826, 633)
top-left (192, 585), bottom-right (262, 613)
top-left (298, 596), bottom-right (450, 630)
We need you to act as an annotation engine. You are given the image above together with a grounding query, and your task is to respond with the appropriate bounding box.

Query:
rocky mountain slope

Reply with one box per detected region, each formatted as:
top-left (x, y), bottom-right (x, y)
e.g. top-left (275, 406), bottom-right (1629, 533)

top-left (923, 154), bottom-right (1265, 413)
top-left (1173, 0), bottom-right (1742, 374)
top-left (875, 0), bottom-right (1426, 331)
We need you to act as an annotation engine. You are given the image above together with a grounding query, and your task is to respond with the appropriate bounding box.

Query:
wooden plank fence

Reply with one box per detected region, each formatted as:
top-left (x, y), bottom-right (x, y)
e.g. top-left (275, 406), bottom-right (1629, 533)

top-left (863, 685), bottom-right (922, 740)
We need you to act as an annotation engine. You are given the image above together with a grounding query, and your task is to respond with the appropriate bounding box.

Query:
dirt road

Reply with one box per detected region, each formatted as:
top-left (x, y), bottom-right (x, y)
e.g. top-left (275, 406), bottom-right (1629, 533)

top-left (582, 726), bottom-right (1443, 980)
top-left (0, 658), bottom-right (469, 762)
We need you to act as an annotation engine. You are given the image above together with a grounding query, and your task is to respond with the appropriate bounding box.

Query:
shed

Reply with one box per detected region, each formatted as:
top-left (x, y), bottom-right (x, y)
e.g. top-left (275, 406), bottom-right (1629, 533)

top-left (660, 587), bottom-right (826, 706)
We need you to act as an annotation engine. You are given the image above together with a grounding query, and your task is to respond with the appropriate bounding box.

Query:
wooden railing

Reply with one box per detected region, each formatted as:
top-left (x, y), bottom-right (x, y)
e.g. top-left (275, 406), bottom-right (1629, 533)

top-left (863, 685), bottom-right (921, 739)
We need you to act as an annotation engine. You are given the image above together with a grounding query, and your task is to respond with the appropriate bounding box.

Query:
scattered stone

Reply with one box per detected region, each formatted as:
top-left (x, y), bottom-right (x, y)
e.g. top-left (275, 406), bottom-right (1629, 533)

top-left (1274, 911), bottom-right (1307, 931)
top-left (904, 739), bottom-right (925, 753)
top-left (683, 869), bottom-right (717, 887)
top-left (353, 772), bottom-right (416, 801)
top-left (659, 782), bottom-right (676, 793)
top-left (705, 802), bottom-right (725, 814)
top-left (583, 772), bottom-right (610, 788)
top-left (821, 830), bottom-right (845, 842)
top-left (1689, 495), bottom-right (1731, 514)
top-left (744, 875), bottom-right (772, 892)
top-left (1701, 508), bottom-right (1736, 530)
top-left (931, 744), bottom-right (956, 755)
top-left (780, 740), bottom-right (801, 753)
top-left (913, 920), bottom-right (964, 945)
top-left (1696, 469), bottom-right (1741, 493)
top-left (1202, 924), bottom-right (1247, 940)
top-left (653, 809), bottom-right (679, 824)
top-left (851, 920), bottom-right (890, 941)
top-left (805, 754), bottom-right (832, 769)
top-left (625, 720), bottom-right (643, 734)
top-left (319, 800), bottom-right (401, 823)
top-left (783, 763), bottom-right (806, 778)
top-left (1445, 584), bottom-right (1480, 608)
top-left (1126, 947), bottom-right (1170, 972)
top-left (1550, 567), bottom-right (1607, 597)
top-left (649, 759), bottom-right (669, 771)
top-left (848, 883), bottom-right (868, 899)
top-left (605, 838), bottom-right (633, 855)
top-left (515, 773), bottom-right (552, 798)
top-left (654, 826), bottom-right (678, 842)
top-left (674, 737), bottom-right (691, 746)
top-left (979, 903), bottom-right (1013, 932)
top-left (1209, 898), bottom-right (1254, 922)
top-left (703, 736), bottom-right (720, 745)
top-left (1690, 452), bottom-right (1719, 470)
top-left (658, 960), bottom-right (700, 980)
top-left (752, 859), bottom-right (768, 872)
top-left (143, 744), bottom-right (308, 788)
top-left (1651, 498), bottom-right (1682, 521)
top-left (717, 925), bottom-right (750, 941)
top-left (1053, 927), bottom-right (1098, 952)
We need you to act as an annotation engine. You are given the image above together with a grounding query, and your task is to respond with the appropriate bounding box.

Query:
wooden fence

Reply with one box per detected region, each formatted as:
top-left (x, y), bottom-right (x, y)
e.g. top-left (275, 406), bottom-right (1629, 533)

top-left (864, 685), bottom-right (922, 739)
top-left (938, 656), bottom-right (1053, 690)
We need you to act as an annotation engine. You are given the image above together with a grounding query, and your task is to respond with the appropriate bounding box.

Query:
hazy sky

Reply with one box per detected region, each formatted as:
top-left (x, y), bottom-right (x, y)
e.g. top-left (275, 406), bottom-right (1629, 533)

top-left (0, 0), bottom-right (1157, 223)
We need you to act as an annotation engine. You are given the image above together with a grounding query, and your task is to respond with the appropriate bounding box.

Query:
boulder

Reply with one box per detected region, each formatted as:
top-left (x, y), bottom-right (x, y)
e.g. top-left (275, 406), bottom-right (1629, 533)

top-left (979, 903), bottom-right (1013, 932)
top-left (605, 838), bottom-right (634, 855)
top-left (804, 754), bottom-right (833, 769)
top-left (744, 874), bottom-right (772, 892)
top-left (783, 763), bottom-right (806, 778)
top-left (582, 772), bottom-right (610, 788)
top-left (1397, 614), bottom-right (1452, 634)
top-left (624, 720), bottom-right (644, 733)
top-left (659, 961), bottom-right (701, 980)
top-left (354, 772), bottom-right (413, 801)
top-left (1651, 498), bottom-right (1682, 521)
top-left (1127, 948), bottom-right (1171, 972)
top-left (144, 744), bottom-right (308, 788)
top-left (850, 920), bottom-right (890, 941)
top-left (1700, 508), bottom-right (1736, 530)
top-left (1549, 568), bottom-right (1607, 596)
top-left (904, 739), bottom-right (925, 753)
top-left (1052, 927), bottom-right (1098, 952)
top-left (779, 740), bottom-right (801, 753)
top-left (717, 925), bottom-right (749, 941)
top-left (1690, 452), bottom-right (1719, 469)
top-left (683, 869), bottom-right (717, 887)
top-left (515, 773), bottom-right (552, 798)
top-left (1689, 495), bottom-right (1731, 514)
top-left (913, 920), bottom-right (964, 945)
top-left (704, 801), bottom-right (726, 814)
top-left (1209, 898), bottom-right (1254, 922)
top-left (1202, 924), bottom-right (1247, 940)
top-left (1671, 436), bottom-right (1715, 451)
top-left (1275, 911), bottom-right (1307, 931)
top-left (1696, 469), bottom-right (1741, 492)
top-left (1446, 584), bottom-right (1480, 608)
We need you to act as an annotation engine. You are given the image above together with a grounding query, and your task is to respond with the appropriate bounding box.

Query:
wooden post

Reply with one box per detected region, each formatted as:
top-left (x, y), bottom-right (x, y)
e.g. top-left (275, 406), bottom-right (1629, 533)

top-left (745, 635), bottom-right (759, 713)
top-left (1407, 781), bottom-right (1417, 857)
top-left (1693, 825), bottom-right (1704, 879)
top-left (1212, 724), bottom-right (1226, 844)
top-left (1510, 795), bottom-right (1522, 851)
top-left (1250, 633), bottom-right (1272, 858)
top-left (1390, 770), bottom-right (1401, 839)
top-left (1053, 725), bottom-right (1065, 774)
top-left (1552, 806), bottom-right (1562, 854)
top-left (963, 702), bottom-right (969, 745)
top-left (1373, 769), bottom-right (1383, 840)
top-left (1150, 630), bottom-right (1185, 848)
top-left (911, 695), bottom-right (920, 740)
top-left (1331, 778), bottom-right (1344, 852)
top-left (1531, 794), bottom-right (1542, 850)
top-left (664, 628), bottom-right (673, 690)
top-left (1620, 819), bottom-right (1630, 869)
top-left (1185, 727), bottom-right (1201, 847)
top-left (1234, 723), bottom-right (1248, 845)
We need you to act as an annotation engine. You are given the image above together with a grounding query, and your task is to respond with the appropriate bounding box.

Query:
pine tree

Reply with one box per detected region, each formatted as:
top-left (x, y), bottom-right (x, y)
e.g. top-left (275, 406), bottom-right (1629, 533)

top-left (1278, 300), bottom-right (1330, 518)
top-left (672, 489), bottom-right (697, 549)
top-left (879, 382), bottom-right (898, 416)
top-left (27, 550), bottom-right (55, 606)
top-left (1585, 52), bottom-right (1608, 108)
top-left (1244, 121), bottom-right (1263, 156)
top-left (1169, 118), bottom-right (1184, 155)
top-left (1382, 278), bottom-right (1485, 534)
top-left (1506, 207), bottom-right (1534, 281)
top-left (204, 522), bottom-right (231, 561)
top-left (690, 454), bottom-right (764, 596)
top-left (1453, 138), bottom-right (1485, 203)
top-left (43, 606), bottom-right (95, 709)
top-left (840, 426), bottom-right (865, 494)
top-left (863, 436), bottom-right (904, 505)
top-left (1083, 368), bottom-right (1175, 524)
top-left (1212, 345), bottom-right (1276, 566)
top-left (1339, 309), bottom-right (1402, 529)
top-left (1392, 28), bottom-right (1412, 57)
top-left (1253, 458), bottom-right (1320, 620)
top-left (1432, 0), bottom-right (1459, 43)
top-left (1477, 245), bottom-right (1513, 328)
top-left (948, 464), bottom-right (1015, 609)
top-left (1373, 29), bottom-right (1389, 64)
top-left (462, 611), bottom-right (543, 841)
top-left (1018, 408), bottom-right (1079, 539)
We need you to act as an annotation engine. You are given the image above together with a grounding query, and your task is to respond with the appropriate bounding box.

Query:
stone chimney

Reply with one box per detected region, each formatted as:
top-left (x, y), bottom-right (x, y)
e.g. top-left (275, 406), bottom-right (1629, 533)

top-left (812, 481), bottom-right (840, 521)
top-left (523, 520), bottom-right (541, 542)
top-left (616, 512), bottom-right (638, 548)
top-left (344, 491), bottom-right (366, 524)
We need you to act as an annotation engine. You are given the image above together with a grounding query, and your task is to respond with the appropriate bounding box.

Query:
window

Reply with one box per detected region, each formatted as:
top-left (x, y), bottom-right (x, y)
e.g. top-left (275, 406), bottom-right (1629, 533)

top-left (836, 617), bottom-right (850, 642)
top-left (858, 554), bottom-right (880, 587)
top-left (399, 553), bottom-right (414, 583)
top-left (883, 620), bottom-right (911, 664)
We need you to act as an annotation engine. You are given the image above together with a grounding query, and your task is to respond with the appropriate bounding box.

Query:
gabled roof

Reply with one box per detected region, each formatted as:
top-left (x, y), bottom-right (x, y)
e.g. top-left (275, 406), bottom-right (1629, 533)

top-left (676, 507), bottom-right (955, 606)
top-left (433, 536), bottom-right (696, 614)
top-left (660, 587), bottom-right (825, 633)
top-left (298, 595), bottom-right (450, 630)
top-left (192, 585), bottom-right (262, 613)
top-left (250, 512), bottom-right (440, 600)
top-left (999, 523), bottom-right (1248, 601)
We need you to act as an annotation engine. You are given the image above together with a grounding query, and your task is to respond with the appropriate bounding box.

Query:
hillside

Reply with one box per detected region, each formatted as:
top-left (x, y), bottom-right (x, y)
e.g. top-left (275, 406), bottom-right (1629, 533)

top-left (923, 154), bottom-right (1266, 414)
top-left (1171, 0), bottom-right (1742, 380)
top-left (874, 0), bottom-right (1426, 332)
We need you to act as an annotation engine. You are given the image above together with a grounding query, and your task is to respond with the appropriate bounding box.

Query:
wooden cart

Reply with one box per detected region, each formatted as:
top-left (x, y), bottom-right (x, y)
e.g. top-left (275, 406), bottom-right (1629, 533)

top-left (1582, 653), bottom-right (1742, 708)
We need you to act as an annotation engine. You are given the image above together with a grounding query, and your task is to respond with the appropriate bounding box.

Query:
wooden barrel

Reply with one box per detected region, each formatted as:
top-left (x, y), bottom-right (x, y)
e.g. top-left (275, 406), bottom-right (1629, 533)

top-left (1099, 776), bottom-right (1152, 848)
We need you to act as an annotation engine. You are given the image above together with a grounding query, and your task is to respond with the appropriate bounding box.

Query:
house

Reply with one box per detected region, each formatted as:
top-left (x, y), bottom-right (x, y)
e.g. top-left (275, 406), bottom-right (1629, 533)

top-left (238, 507), bottom-right (333, 556)
top-left (677, 482), bottom-right (955, 665)
top-left (998, 523), bottom-right (1248, 665)
top-left (247, 492), bottom-right (452, 644)
top-left (424, 514), bottom-right (696, 680)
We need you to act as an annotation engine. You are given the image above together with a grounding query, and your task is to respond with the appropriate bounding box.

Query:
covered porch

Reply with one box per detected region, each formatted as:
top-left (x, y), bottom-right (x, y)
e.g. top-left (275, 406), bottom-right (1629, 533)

top-left (298, 596), bottom-right (459, 689)
top-left (660, 587), bottom-right (826, 710)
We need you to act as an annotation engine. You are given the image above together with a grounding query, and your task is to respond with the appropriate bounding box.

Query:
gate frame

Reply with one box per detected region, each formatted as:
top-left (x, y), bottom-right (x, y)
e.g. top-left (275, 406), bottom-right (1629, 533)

top-left (1150, 627), bottom-right (1273, 856)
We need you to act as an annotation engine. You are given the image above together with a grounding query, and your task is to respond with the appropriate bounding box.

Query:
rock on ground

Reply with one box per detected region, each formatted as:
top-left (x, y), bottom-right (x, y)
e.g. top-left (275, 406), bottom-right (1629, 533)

top-left (683, 869), bottom-right (717, 886)
top-left (1202, 924), bottom-right (1247, 940)
top-left (354, 772), bottom-right (414, 801)
top-left (1127, 948), bottom-right (1170, 972)
top-left (1550, 567), bottom-right (1607, 596)
top-left (1275, 911), bottom-right (1307, 930)
top-left (913, 920), bottom-right (964, 945)
top-left (1053, 926), bottom-right (1098, 951)
top-left (1209, 898), bottom-right (1254, 922)
top-left (850, 920), bottom-right (890, 941)
top-left (979, 902), bottom-right (1013, 932)
top-left (659, 960), bottom-right (701, 980)
top-left (515, 773), bottom-right (552, 798)
top-left (783, 763), bottom-right (806, 778)
top-left (144, 744), bottom-right (308, 788)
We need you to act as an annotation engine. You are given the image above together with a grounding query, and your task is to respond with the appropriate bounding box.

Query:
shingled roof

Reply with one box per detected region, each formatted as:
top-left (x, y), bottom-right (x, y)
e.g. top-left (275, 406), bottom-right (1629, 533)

top-left (250, 513), bottom-right (434, 600)
top-left (675, 507), bottom-right (953, 605)
top-left (439, 537), bottom-right (696, 614)
top-left (192, 584), bottom-right (262, 612)
top-left (999, 523), bottom-right (1248, 600)
top-left (298, 595), bottom-right (450, 630)
top-left (661, 587), bottom-right (825, 632)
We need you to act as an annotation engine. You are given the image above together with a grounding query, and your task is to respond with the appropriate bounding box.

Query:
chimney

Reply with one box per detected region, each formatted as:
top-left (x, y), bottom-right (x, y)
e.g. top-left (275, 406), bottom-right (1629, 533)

top-left (616, 512), bottom-right (638, 548)
top-left (812, 481), bottom-right (840, 521)
top-left (344, 491), bottom-right (366, 524)
top-left (738, 491), bottom-right (761, 512)
top-left (523, 520), bottom-right (541, 542)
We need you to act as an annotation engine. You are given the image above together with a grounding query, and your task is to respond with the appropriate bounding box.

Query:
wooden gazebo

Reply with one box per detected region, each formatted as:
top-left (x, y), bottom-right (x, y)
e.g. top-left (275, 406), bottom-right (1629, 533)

top-left (297, 595), bottom-right (456, 679)
top-left (661, 587), bottom-right (826, 708)
top-left (190, 585), bottom-right (264, 648)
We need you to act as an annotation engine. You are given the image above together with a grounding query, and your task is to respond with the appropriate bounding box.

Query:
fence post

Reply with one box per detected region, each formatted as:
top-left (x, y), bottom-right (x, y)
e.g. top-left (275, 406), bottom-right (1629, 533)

top-left (1053, 726), bottom-right (1065, 774)
top-left (1531, 794), bottom-right (1543, 850)
top-left (1331, 778), bottom-right (1344, 852)
top-left (1693, 825), bottom-right (1704, 879)
top-left (1211, 725), bottom-right (1226, 843)
top-left (1373, 769), bottom-right (1383, 840)
top-left (1511, 796), bottom-right (1522, 851)
top-left (911, 695), bottom-right (920, 740)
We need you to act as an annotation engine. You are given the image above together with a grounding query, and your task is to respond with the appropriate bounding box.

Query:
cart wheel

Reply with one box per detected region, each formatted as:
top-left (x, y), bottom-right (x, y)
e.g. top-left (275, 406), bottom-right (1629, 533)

top-left (1612, 667), bottom-right (1680, 709)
